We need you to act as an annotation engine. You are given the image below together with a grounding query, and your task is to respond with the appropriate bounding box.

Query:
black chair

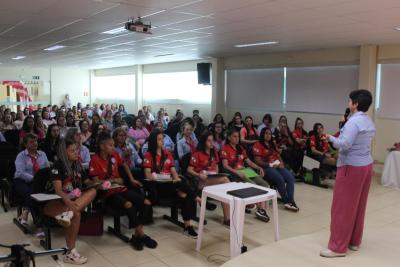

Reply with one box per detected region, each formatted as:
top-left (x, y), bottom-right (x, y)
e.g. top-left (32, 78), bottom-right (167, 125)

top-left (3, 129), bottom-right (20, 148)
top-left (0, 142), bottom-right (18, 213)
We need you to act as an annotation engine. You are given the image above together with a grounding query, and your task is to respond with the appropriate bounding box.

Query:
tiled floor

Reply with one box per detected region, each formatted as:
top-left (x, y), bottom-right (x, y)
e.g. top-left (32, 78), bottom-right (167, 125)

top-left (1, 166), bottom-right (399, 267)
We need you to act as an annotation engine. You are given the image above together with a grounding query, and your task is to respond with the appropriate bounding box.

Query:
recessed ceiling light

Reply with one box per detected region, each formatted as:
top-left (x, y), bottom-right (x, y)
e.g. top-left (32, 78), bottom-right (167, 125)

top-left (44, 45), bottom-right (66, 51)
top-left (154, 53), bottom-right (174, 57)
top-left (12, 56), bottom-right (25, 60)
top-left (394, 27), bottom-right (400, 31)
top-left (235, 41), bottom-right (279, 48)
top-left (101, 27), bottom-right (127, 34)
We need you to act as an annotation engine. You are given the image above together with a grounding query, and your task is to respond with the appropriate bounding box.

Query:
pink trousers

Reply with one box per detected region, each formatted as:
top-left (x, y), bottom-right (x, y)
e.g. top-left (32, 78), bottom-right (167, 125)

top-left (328, 164), bottom-right (373, 253)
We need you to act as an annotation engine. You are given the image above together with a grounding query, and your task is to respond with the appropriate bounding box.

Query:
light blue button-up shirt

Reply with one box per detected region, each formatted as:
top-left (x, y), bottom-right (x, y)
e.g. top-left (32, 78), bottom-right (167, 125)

top-left (14, 149), bottom-right (49, 182)
top-left (329, 111), bottom-right (375, 167)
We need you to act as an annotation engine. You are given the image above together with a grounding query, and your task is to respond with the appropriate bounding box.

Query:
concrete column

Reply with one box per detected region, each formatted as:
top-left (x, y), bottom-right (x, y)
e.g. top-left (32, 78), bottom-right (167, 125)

top-left (134, 64), bottom-right (143, 113)
top-left (211, 57), bottom-right (226, 118)
top-left (358, 45), bottom-right (378, 117)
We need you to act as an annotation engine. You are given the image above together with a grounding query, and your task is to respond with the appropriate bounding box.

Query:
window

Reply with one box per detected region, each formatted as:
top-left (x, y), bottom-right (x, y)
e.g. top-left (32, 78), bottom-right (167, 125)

top-left (92, 74), bottom-right (135, 100)
top-left (143, 71), bottom-right (211, 103)
top-left (376, 63), bottom-right (400, 119)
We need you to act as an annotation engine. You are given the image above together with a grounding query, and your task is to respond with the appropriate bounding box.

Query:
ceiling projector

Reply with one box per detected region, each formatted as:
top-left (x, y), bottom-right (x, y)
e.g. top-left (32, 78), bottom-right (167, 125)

top-left (125, 18), bottom-right (152, 34)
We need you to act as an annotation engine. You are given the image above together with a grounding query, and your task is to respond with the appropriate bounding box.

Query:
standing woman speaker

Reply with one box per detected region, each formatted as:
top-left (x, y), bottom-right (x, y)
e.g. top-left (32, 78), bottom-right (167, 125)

top-left (320, 89), bottom-right (375, 258)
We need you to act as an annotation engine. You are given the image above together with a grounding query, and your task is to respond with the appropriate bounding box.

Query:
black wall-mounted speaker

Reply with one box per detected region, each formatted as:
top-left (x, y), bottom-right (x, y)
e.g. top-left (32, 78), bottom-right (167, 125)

top-left (197, 63), bottom-right (211, 85)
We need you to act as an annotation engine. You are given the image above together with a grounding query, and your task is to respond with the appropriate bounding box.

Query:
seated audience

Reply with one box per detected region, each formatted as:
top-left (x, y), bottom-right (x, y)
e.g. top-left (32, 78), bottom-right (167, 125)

top-left (66, 128), bottom-right (91, 171)
top-left (57, 116), bottom-right (68, 139)
top-left (103, 110), bottom-right (114, 132)
top-left (0, 113), bottom-right (16, 133)
top-left (34, 115), bottom-right (47, 135)
top-left (193, 113), bottom-right (206, 138)
top-left (208, 113), bottom-right (226, 131)
top-left (113, 127), bottom-right (143, 171)
top-left (228, 112), bottom-right (244, 132)
top-left (240, 116), bottom-right (259, 147)
top-left (118, 104), bottom-right (127, 117)
top-left (257, 113), bottom-right (274, 133)
top-left (253, 128), bottom-right (299, 212)
top-left (310, 123), bottom-right (337, 167)
top-left (42, 110), bottom-right (56, 128)
top-left (20, 116), bottom-right (44, 147)
top-left (142, 121), bottom-right (174, 155)
top-left (143, 129), bottom-right (199, 238)
top-left (113, 112), bottom-right (124, 129)
top-left (14, 111), bottom-right (25, 130)
top-left (187, 131), bottom-right (231, 225)
top-left (66, 115), bottom-right (76, 128)
top-left (40, 124), bottom-right (60, 163)
top-left (13, 134), bottom-right (50, 225)
top-left (177, 120), bottom-right (199, 160)
top-left (79, 120), bottom-right (92, 147)
top-left (211, 122), bottom-right (225, 151)
top-left (89, 132), bottom-right (157, 250)
top-left (91, 113), bottom-right (102, 128)
top-left (273, 115), bottom-right (294, 166)
top-left (44, 138), bottom-right (96, 264)
top-left (128, 116), bottom-right (150, 146)
top-left (220, 128), bottom-right (270, 222)
top-left (291, 117), bottom-right (308, 176)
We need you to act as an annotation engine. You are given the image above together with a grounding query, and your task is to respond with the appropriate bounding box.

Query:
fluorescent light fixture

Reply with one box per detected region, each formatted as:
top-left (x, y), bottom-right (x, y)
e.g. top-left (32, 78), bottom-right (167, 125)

top-left (44, 45), bottom-right (66, 51)
top-left (154, 53), bottom-right (174, 57)
top-left (101, 27), bottom-right (127, 34)
top-left (235, 41), bottom-right (279, 48)
top-left (395, 27), bottom-right (400, 31)
top-left (12, 56), bottom-right (25, 60)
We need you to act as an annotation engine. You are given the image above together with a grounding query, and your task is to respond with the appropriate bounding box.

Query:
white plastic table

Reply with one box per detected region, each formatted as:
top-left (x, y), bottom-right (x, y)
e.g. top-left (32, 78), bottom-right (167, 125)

top-left (196, 182), bottom-right (279, 258)
top-left (381, 151), bottom-right (400, 188)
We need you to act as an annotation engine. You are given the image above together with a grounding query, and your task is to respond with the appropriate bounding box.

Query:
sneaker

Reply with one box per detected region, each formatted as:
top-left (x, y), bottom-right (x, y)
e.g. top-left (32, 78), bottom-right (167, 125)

top-left (284, 202), bottom-right (299, 212)
top-left (141, 235), bottom-right (157, 249)
top-left (130, 235), bottom-right (144, 251)
top-left (63, 248), bottom-right (88, 265)
top-left (255, 208), bottom-right (270, 223)
top-left (55, 211), bottom-right (74, 227)
top-left (348, 245), bottom-right (360, 251)
top-left (183, 226), bottom-right (198, 239)
top-left (320, 248), bottom-right (346, 258)
top-left (18, 209), bottom-right (29, 226)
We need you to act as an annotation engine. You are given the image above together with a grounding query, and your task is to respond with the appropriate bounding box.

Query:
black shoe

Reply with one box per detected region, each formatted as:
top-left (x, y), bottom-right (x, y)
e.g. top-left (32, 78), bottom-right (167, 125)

top-left (141, 235), bottom-right (157, 249)
top-left (255, 208), bottom-right (270, 223)
top-left (284, 202), bottom-right (299, 212)
top-left (130, 235), bottom-right (143, 251)
top-left (206, 201), bottom-right (217, 211)
top-left (183, 226), bottom-right (198, 239)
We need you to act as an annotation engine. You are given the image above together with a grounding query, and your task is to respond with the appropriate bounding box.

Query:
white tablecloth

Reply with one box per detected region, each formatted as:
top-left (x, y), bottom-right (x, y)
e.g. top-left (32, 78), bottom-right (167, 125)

top-left (381, 151), bottom-right (400, 188)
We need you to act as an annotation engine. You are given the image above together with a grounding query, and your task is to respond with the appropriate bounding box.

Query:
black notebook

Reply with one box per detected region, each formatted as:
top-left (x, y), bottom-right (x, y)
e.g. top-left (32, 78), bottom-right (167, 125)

top-left (227, 187), bottom-right (268, 198)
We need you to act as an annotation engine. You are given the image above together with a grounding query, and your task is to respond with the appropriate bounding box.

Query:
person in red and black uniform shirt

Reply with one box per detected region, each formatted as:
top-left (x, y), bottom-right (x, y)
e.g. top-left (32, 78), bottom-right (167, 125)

top-left (291, 117), bottom-right (308, 177)
top-left (187, 131), bottom-right (230, 225)
top-left (273, 115), bottom-right (294, 167)
top-left (310, 123), bottom-right (336, 167)
top-left (44, 138), bottom-right (96, 264)
top-left (143, 129), bottom-right (199, 238)
top-left (240, 116), bottom-right (258, 148)
top-left (89, 132), bottom-right (157, 251)
top-left (220, 128), bottom-right (270, 222)
top-left (253, 127), bottom-right (299, 212)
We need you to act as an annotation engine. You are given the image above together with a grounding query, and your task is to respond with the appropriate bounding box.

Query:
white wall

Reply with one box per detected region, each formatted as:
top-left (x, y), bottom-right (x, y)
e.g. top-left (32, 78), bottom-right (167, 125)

top-left (51, 68), bottom-right (90, 106)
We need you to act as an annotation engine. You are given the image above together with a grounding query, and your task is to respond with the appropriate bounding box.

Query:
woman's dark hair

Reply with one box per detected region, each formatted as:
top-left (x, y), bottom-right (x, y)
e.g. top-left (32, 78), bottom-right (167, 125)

top-left (96, 132), bottom-right (112, 154)
top-left (225, 127), bottom-right (243, 154)
top-left (131, 116), bottom-right (141, 129)
top-left (278, 115), bottom-right (287, 124)
top-left (244, 116), bottom-right (257, 139)
top-left (41, 109), bottom-right (49, 119)
top-left (119, 104), bottom-right (125, 111)
top-left (197, 130), bottom-right (214, 153)
top-left (66, 115), bottom-right (75, 127)
top-left (259, 127), bottom-right (277, 152)
top-left (211, 122), bottom-right (225, 140)
top-left (294, 117), bottom-right (307, 136)
top-left (100, 104), bottom-right (105, 110)
top-left (349, 89), bottom-right (372, 112)
top-left (262, 113), bottom-right (272, 125)
top-left (147, 129), bottom-right (166, 172)
top-left (79, 119), bottom-right (90, 130)
top-left (58, 137), bottom-right (82, 180)
top-left (113, 112), bottom-right (122, 128)
top-left (213, 113), bottom-right (225, 125)
top-left (312, 123), bottom-right (324, 151)
top-left (22, 116), bottom-right (38, 134)
top-left (45, 124), bottom-right (60, 143)
top-left (91, 123), bottom-right (104, 138)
